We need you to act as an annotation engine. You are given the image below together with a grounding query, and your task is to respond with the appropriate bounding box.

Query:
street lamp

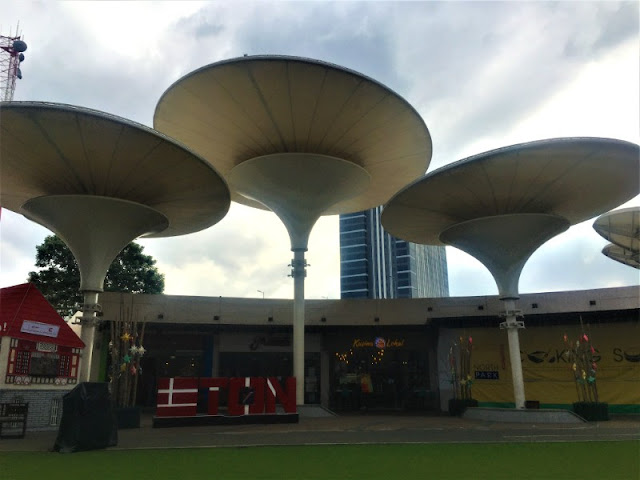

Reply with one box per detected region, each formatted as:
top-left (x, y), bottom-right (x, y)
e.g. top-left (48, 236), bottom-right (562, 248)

top-left (257, 290), bottom-right (265, 299)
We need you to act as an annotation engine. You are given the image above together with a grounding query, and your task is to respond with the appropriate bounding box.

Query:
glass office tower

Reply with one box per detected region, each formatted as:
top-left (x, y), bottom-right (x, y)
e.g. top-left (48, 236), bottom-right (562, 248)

top-left (340, 207), bottom-right (449, 299)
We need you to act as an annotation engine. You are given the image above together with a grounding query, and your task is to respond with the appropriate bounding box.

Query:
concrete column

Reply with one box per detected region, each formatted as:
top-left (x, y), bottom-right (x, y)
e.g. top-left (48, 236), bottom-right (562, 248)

top-left (291, 249), bottom-right (306, 406)
top-left (502, 298), bottom-right (526, 409)
top-left (320, 350), bottom-right (330, 409)
top-left (0, 336), bottom-right (11, 387)
top-left (79, 291), bottom-right (99, 383)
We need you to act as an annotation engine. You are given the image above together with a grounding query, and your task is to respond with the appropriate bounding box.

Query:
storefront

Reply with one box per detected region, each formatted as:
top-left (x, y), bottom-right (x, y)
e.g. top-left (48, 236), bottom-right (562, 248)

top-left (130, 325), bottom-right (323, 409)
top-left (125, 324), bottom-right (438, 412)
top-left (324, 326), bottom-right (439, 412)
top-left (435, 311), bottom-right (640, 413)
top-left (97, 287), bottom-right (640, 415)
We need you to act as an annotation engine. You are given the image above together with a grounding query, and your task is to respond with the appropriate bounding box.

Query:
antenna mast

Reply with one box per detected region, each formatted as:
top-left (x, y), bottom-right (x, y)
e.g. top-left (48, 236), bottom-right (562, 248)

top-left (0, 23), bottom-right (27, 101)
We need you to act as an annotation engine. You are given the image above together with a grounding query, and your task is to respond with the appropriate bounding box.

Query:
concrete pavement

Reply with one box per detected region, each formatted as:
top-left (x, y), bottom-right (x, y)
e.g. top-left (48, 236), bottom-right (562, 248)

top-left (1, 412), bottom-right (638, 452)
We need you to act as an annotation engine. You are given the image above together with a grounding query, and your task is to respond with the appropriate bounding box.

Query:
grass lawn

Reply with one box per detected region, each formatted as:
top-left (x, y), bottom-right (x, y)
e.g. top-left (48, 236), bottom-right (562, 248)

top-left (1, 441), bottom-right (638, 480)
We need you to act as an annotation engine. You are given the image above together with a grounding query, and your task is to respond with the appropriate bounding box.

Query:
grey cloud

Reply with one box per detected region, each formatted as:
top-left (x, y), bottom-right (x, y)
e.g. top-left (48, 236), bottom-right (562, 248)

top-left (448, 262), bottom-right (498, 297)
top-left (564, 2), bottom-right (639, 58)
top-left (175, 2), bottom-right (407, 92)
top-left (518, 218), bottom-right (640, 292)
top-left (175, 14), bottom-right (224, 39)
top-left (0, 212), bottom-right (51, 283)
top-left (141, 228), bottom-right (274, 271)
top-left (384, 1), bottom-right (638, 169)
top-left (14, 33), bottom-right (170, 127)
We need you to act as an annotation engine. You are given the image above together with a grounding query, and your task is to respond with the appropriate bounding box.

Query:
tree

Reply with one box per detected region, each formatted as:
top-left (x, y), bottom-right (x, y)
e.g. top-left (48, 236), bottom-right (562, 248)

top-left (28, 235), bottom-right (164, 317)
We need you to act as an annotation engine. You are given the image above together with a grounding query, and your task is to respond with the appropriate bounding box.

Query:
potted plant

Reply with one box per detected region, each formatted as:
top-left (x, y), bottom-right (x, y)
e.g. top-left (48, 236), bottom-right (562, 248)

top-left (448, 336), bottom-right (478, 416)
top-left (563, 319), bottom-right (608, 421)
top-left (108, 297), bottom-right (146, 428)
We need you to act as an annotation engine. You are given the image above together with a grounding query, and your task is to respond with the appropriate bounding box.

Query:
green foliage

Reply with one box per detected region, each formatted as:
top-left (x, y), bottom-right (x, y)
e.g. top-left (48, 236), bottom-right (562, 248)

top-left (28, 235), bottom-right (164, 317)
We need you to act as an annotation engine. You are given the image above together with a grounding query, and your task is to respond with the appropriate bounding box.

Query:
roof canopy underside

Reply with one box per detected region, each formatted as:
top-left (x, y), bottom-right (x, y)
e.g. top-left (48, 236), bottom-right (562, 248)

top-left (0, 102), bottom-right (230, 237)
top-left (154, 56), bottom-right (432, 213)
top-left (602, 243), bottom-right (640, 269)
top-left (593, 206), bottom-right (640, 252)
top-left (382, 138), bottom-right (640, 245)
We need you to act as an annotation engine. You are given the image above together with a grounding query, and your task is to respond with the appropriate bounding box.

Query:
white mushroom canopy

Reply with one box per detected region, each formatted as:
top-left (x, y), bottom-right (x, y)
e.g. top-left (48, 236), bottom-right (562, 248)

top-left (154, 55), bottom-right (432, 214)
top-left (0, 102), bottom-right (231, 292)
top-left (1, 102), bottom-right (230, 238)
top-left (382, 137), bottom-right (640, 298)
top-left (382, 137), bottom-right (640, 245)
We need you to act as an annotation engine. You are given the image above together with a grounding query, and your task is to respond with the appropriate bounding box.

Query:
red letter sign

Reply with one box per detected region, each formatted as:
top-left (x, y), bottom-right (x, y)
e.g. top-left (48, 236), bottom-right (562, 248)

top-left (156, 377), bottom-right (198, 417)
top-left (199, 377), bottom-right (229, 415)
top-left (265, 376), bottom-right (296, 413)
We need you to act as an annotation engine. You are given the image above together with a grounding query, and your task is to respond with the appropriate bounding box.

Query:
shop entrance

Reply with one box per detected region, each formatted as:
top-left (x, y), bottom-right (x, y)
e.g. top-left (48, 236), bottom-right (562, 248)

top-left (219, 352), bottom-right (321, 405)
top-left (330, 337), bottom-right (433, 412)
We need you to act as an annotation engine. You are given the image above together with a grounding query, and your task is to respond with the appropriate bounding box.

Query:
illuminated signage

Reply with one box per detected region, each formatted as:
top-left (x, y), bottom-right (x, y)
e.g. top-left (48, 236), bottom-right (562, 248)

top-left (352, 338), bottom-right (405, 349)
top-left (20, 320), bottom-right (59, 338)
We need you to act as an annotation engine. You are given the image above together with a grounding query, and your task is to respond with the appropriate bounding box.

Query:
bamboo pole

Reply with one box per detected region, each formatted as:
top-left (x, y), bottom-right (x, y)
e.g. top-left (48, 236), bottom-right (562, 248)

top-left (131, 318), bottom-right (145, 407)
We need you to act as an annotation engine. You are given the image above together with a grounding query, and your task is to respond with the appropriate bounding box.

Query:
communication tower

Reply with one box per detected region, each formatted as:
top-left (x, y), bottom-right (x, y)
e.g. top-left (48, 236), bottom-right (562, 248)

top-left (0, 25), bottom-right (27, 101)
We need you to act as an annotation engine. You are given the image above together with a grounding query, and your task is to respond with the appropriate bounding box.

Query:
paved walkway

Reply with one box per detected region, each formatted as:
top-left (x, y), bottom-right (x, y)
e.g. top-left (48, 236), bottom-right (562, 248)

top-left (1, 413), bottom-right (638, 452)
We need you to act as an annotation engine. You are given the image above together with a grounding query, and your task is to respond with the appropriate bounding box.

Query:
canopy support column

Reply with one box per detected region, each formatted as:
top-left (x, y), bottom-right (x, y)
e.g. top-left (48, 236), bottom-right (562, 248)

top-left (79, 291), bottom-right (100, 382)
top-left (500, 298), bottom-right (526, 409)
top-left (290, 249), bottom-right (307, 406)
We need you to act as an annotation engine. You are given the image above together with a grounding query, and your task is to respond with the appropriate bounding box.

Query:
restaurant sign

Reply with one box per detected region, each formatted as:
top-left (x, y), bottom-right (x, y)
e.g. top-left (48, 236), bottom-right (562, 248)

top-left (352, 337), bottom-right (405, 349)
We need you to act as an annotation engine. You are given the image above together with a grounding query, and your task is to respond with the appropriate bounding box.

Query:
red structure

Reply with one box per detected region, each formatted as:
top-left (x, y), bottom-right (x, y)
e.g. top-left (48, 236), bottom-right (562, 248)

top-left (0, 27), bottom-right (27, 101)
top-left (154, 376), bottom-right (297, 427)
top-left (0, 283), bottom-right (84, 386)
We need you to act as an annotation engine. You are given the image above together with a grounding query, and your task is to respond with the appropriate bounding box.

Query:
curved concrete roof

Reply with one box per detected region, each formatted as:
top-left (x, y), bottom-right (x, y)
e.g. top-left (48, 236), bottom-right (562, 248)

top-left (382, 137), bottom-right (640, 245)
top-left (153, 55), bottom-right (432, 214)
top-left (593, 206), bottom-right (639, 253)
top-left (382, 137), bottom-right (639, 299)
top-left (602, 243), bottom-right (639, 269)
top-left (227, 153), bottom-right (370, 249)
top-left (0, 102), bottom-right (230, 237)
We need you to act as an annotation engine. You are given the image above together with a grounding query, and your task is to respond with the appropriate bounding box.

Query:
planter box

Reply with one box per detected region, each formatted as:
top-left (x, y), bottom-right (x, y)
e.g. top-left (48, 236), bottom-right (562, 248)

top-left (572, 402), bottom-right (609, 421)
top-left (116, 406), bottom-right (141, 429)
top-left (448, 398), bottom-right (478, 416)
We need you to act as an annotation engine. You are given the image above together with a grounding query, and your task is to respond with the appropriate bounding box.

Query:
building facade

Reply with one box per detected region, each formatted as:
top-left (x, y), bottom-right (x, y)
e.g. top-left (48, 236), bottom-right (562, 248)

top-left (340, 207), bottom-right (449, 299)
top-left (94, 286), bottom-right (640, 414)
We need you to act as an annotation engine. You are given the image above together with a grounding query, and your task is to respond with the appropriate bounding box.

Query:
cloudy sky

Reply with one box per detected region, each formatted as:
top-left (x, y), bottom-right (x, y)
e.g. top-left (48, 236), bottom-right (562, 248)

top-left (1, 1), bottom-right (638, 300)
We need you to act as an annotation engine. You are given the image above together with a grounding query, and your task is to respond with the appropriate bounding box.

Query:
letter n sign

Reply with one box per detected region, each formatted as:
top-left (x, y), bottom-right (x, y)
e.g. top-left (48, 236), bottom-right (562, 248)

top-left (156, 377), bottom-right (198, 417)
top-left (265, 376), bottom-right (296, 413)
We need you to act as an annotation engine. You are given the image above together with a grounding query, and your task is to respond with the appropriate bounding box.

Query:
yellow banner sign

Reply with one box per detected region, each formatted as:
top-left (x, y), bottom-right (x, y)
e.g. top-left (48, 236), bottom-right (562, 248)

top-left (447, 322), bottom-right (639, 405)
